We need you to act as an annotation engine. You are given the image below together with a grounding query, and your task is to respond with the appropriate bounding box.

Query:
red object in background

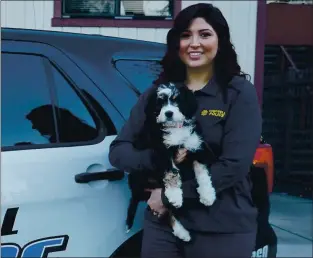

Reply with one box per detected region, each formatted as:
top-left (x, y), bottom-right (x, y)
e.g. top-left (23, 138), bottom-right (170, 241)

top-left (253, 144), bottom-right (274, 193)
top-left (266, 3), bottom-right (313, 46)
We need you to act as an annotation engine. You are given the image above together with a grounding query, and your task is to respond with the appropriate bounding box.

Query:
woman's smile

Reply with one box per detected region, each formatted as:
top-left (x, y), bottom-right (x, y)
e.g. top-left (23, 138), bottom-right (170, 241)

top-left (188, 51), bottom-right (203, 60)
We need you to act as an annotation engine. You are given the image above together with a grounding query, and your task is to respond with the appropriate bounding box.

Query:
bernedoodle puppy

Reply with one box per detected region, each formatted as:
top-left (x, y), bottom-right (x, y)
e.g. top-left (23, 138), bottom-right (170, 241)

top-left (126, 83), bottom-right (216, 242)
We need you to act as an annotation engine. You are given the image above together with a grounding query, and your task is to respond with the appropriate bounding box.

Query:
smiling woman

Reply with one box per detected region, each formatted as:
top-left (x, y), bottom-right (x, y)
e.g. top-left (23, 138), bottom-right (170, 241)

top-left (109, 3), bottom-right (262, 258)
top-left (178, 17), bottom-right (218, 90)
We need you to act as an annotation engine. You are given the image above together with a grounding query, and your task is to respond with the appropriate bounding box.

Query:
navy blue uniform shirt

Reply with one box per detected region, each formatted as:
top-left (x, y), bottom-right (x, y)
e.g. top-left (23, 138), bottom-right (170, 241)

top-left (109, 75), bottom-right (262, 233)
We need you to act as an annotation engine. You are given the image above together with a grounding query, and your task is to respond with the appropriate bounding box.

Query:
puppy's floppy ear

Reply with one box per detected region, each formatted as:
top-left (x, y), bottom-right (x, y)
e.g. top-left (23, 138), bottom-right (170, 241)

top-left (143, 86), bottom-right (160, 133)
top-left (144, 87), bottom-right (157, 118)
top-left (177, 85), bottom-right (198, 119)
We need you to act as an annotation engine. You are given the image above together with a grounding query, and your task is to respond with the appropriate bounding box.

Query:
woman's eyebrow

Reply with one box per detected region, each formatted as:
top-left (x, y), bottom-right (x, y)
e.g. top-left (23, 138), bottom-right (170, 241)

top-left (198, 29), bottom-right (213, 33)
top-left (183, 28), bottom-right (213, 33)
top-left (184, 28), bottom-right (212, 33)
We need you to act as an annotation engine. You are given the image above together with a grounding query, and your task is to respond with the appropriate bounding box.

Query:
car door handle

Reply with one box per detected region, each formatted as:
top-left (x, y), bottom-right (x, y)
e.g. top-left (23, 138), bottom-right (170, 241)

top-left (75, 169), bottom-right (124, 183)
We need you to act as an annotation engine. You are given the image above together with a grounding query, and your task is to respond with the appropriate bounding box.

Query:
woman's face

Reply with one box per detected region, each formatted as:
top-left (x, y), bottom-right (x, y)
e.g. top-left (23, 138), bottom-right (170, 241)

top-left (179, 17), bottom-right (218, 70)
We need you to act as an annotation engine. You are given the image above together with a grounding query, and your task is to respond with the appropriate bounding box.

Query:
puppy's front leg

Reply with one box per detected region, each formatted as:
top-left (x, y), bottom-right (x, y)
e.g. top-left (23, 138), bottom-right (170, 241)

top-left (163, 160), bottom-right (183, 208)
top-left (193, 160), bottom-right (216, 206)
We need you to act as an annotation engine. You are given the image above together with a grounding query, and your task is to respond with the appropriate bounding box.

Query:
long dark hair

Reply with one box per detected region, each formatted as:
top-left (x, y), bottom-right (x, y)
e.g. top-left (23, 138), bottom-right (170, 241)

top-left (154, 3), bottom-right (250, 94)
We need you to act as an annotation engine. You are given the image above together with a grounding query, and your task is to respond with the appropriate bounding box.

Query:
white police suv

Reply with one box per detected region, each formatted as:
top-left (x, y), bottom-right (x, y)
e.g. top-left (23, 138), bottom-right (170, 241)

top-left (1, 27), bottom-right (276, 258)
top-left (1, 28), bottom-right (165, 258)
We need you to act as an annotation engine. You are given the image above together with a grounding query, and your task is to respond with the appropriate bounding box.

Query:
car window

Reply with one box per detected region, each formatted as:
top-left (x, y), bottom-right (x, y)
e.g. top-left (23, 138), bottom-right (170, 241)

top-left (2, 52), bottom-right (104, 149)
top-left (50, 64), bottom-right (99, 143)
top-left (1, 53), bottom-right (56, 148)
top-left (115, 60), bottom-right (163, 93)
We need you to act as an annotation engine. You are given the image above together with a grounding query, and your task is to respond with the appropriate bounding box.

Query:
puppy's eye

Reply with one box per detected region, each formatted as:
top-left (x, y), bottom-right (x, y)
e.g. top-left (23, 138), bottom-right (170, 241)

top-left (172, 95), bottom-right (177, 99)
top-left (159, 94), bottom-right (166, 99)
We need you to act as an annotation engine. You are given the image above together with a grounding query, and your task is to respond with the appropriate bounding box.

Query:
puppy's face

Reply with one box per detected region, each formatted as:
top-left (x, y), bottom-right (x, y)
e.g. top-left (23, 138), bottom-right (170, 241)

top-left (155, 83), bottom-right (197, 128)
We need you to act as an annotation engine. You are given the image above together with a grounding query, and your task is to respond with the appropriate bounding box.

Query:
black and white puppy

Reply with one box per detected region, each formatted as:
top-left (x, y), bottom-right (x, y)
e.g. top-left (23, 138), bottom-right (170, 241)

top-left (126, 82), bottom-right (216, 242)
top-left (151, 82), bottom-right (217, 240)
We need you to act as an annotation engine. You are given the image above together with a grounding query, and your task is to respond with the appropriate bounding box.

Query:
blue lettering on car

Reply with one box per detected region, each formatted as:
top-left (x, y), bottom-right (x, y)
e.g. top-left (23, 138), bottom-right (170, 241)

top-left (1, 243), bottom-right (21, 258)
top-left (1, 235), bottom-right (69, 258)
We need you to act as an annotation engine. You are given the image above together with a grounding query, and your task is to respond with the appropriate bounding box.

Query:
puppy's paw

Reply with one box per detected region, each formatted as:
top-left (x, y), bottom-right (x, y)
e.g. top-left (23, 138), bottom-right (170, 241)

top-left (172, 220), bottom-right (191, 242)
top-left (177, 229), bottom-right (191, 242)
top-left (165, 187), bottom-right (183, 208)
top-left (199, 194), bottom-right (216, 206)
top-left (197, 186), bottom-right (216, 206)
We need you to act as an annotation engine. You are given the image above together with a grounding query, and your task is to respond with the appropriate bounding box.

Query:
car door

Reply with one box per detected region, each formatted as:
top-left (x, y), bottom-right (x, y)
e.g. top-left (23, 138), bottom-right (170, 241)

top-left (1, 40), bottom-right (144, 258)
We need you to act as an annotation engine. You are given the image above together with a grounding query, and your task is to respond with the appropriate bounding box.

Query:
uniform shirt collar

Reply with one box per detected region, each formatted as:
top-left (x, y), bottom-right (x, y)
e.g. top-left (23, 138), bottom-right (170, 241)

top-left (179, 75), bottom-right (219, 96)
top-left (198, 75), bottom-right (219, 96)
top-left (174, 75), bottom-right (219, 96)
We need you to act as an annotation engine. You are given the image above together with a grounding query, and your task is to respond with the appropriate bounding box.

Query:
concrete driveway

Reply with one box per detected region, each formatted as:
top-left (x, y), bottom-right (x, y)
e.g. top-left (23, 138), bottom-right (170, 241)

top-left (269, 193), bottom-right (313, 257)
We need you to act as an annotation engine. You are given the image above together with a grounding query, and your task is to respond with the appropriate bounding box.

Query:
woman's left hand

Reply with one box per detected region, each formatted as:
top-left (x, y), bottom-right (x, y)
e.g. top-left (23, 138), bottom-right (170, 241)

top-left (145, 188), bottom-right (167, 217)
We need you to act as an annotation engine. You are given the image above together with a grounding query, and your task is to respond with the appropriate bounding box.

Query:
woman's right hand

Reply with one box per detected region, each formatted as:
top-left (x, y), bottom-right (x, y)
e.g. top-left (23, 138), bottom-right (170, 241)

top-left (174, 148), bottom-right (188, 164)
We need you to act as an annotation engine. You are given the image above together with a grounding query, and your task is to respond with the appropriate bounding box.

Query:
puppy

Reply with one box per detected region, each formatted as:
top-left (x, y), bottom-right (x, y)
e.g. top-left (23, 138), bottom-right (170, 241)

top-left (126, 82), bottom-right (217, 242)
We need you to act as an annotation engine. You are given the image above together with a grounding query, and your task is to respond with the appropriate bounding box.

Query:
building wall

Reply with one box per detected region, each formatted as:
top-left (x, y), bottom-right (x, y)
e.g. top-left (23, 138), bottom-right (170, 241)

top-left (1, 0), bottom-right (258, 81)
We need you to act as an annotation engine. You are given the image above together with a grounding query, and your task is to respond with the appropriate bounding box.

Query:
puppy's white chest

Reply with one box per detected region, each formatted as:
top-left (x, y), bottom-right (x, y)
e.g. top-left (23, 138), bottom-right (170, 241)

top-left (183, 133), bottom-right (202, 151)
top-left (163, 127), bottom-right (202, 151)
top-left (163, 127), bottom-right (190, 146)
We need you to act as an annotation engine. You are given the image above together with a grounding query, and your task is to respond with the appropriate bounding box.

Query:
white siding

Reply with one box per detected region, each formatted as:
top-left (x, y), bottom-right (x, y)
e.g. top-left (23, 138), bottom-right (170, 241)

top-left (1, 0), bottom-right (257, 81)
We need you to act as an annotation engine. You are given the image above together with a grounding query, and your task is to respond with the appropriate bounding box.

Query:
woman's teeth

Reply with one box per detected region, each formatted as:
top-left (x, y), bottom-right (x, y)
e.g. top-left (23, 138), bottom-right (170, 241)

top-left (189, 53), bottom-right (202, 58)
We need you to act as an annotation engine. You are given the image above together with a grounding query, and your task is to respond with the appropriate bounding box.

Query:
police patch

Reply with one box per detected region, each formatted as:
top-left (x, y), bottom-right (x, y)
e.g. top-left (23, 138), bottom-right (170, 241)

top-left (201, 109), bottom-right (225, 118)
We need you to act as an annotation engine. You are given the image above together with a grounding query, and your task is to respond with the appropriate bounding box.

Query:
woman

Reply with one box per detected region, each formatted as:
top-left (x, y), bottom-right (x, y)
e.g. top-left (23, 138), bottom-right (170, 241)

top-left (109, 3), bottom-right (262, 258)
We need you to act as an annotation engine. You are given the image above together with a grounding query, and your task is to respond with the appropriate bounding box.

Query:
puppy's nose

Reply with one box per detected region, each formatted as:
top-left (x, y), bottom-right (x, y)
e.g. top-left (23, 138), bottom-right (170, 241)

top-left (165, 111), bottom-right (173, 118)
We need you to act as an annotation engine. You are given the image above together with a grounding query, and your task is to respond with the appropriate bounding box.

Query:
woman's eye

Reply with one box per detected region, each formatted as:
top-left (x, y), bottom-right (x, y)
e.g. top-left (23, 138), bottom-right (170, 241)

top-left (180, 33), bottom-right (190, 38)
top-left (200, 32), bottom-right (211, 38)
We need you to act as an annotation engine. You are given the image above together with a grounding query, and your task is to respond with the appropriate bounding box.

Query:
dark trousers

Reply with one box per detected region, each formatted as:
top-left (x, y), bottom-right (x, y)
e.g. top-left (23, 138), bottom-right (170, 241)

top-left (141, 209), bottom-right (257, 258)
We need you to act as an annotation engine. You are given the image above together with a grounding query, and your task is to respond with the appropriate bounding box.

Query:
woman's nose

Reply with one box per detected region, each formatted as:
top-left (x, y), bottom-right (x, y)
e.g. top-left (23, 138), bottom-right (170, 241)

top-left (190, 36), bottom-right (200, 47)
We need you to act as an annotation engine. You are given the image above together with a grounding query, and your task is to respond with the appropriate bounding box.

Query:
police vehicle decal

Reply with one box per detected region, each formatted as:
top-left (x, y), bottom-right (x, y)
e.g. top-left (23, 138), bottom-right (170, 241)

top-left (1, 208), bottom-right (69, 258)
